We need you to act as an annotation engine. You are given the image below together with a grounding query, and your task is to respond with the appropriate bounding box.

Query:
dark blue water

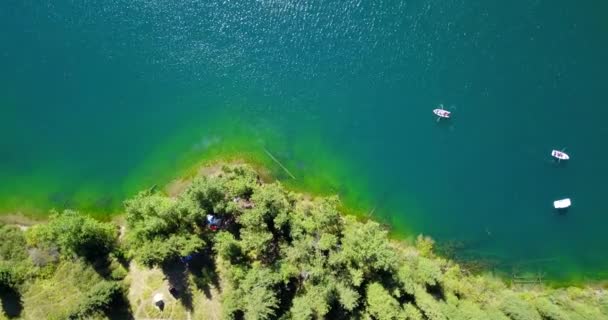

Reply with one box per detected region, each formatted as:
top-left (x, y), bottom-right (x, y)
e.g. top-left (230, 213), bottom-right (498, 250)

top-left (1, 0), bottom-right (607, 281)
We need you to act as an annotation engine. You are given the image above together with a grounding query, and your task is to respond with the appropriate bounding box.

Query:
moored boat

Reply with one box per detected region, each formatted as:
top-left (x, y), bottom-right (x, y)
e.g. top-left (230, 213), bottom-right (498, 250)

top-left (433, 104), bottom-right (451, 120)
top-left (551, 149), bottom-right (570, 161)
top-left (553, 198), bottom-right (571, 209)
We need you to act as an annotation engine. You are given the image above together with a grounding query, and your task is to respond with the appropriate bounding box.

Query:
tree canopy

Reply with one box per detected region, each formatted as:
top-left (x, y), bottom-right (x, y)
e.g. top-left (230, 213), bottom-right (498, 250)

top-left (122, 164), bottom-right (608, 320)
top-left (25, 210), bottom-right (117, 259)
top-left (0, 224), bottom-right (33, 289)
top-left (124, 191), bottom-right (206, 267)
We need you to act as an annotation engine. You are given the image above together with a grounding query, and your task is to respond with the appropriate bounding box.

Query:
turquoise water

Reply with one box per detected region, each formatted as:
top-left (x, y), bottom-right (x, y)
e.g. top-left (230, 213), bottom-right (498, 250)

top-left (1, 1), bottom-right (607, 281)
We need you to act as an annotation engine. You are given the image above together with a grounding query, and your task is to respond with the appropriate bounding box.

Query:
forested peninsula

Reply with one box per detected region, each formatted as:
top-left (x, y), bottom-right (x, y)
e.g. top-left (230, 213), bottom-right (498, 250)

top-left (1, 164), bottom-right (607, 319)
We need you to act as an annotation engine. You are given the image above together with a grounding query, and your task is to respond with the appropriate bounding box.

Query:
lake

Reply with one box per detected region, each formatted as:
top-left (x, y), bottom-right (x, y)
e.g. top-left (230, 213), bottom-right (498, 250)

top-left (1, 0), bottom-right (607, 282)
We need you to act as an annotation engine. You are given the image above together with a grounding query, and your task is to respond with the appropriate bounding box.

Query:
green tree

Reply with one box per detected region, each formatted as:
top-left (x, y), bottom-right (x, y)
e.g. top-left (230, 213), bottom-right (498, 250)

top-left (70, 280), bottom-right (123, 319)
top-left (533, 297), bottom-right (569, 320)
top-left (415, 235), bottom-right (435, 258)
top-left (243, 285), bottom-right (279, 320)
top-left (414, 257), bottom-right (443, 287)
top-left (0, 224), bottom-right (29, 262)
top-left (213, 231), bottom-right (242, 263)
top-left (222, 262), bottom-right (281, 319)
top-left (398, 262), bottom-right (417, 295)
top-left (290, 295), bottom-right (315, 320)
top-left (0, 225), bottom-right (31, 288)
top-left (26, 210), bottom-right (117, 259)
top-left (289, 197), bottom-right (343, 239)
top-left (414, 285), bottom-right (447, 320)
top-left (331, 218), bottom-right (396, 286)
top-left (403, 303), bottom-right (424, 320)
top-left (250, 183), bottom-right (291, 228)
top-left (290, 285), bottom-right (333, 319)
top-left (124, 192), bottom-right (205, 267)
top-left (498, 293), bottom-right (542, 320)
top-left (132, 234), bottom-right (204, 267)
top-left (336, 281), bottom-right (360, 312)
top-left (181, 176), bottom-right (231, 223)
top-left (0, 265), bottom-right (16, 290)
top-left (365, 282), bottom-right (404, 320)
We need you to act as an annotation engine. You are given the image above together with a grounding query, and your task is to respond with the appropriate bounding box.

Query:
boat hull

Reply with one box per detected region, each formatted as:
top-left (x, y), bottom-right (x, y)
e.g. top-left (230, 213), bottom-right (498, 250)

top-left (553, 198), bottom-right (571, 209)
top-left (551, 150), bottom-right (570, 160)
top-left (433, 109), bottom-right (451, 118)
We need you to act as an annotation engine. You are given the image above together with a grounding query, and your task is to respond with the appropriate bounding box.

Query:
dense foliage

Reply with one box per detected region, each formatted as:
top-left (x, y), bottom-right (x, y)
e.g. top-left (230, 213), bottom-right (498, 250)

top-left (70, 279), bottom-right (123, 319)
top-left (0, 214), bottom-right (126, 320)
top-left (26, 210), bottom-right (117, 259)
top-left (0, 224), bottom-right (31, 289)
top-left (124, 165), bottom-right (608, 320)
top-left (124, 190), bottom-right (207, 267)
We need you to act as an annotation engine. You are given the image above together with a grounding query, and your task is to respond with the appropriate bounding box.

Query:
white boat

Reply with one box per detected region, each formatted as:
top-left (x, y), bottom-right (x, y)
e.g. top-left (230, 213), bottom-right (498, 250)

top-left (551, 149), bottom-right (570, 161)
top-left (433, 104), bottom-right (451, 121)
top-left (553, 198), bottom-right (571, 209)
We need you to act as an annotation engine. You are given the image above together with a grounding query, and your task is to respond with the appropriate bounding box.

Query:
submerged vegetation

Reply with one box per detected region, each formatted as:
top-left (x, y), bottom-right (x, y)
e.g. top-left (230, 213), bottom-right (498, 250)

top-left (1, 164), bottom-right (607, 319)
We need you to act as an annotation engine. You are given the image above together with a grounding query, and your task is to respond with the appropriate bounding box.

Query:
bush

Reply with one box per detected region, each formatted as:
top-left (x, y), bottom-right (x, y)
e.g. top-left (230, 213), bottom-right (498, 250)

top-left (26, 210), bottom-right (117, 259)
top-left (366, 282), bottom-right (404, 320)
top-left (69, 280), bottom-right (123, 319)
top-left (0, 265), bottom-right (16, 290)
top-left (124, 192), bottom-right (206, 267)
top-left (533, 297), bottom-right (569, 320)
top-left (0, 224), bottom-right (32, 286)
top-left (0, 225), bottom-right (29, 262)
top-left (414, 285), bottom-right (447, 320)
top-left (499, 293), bottom-right (542, 320)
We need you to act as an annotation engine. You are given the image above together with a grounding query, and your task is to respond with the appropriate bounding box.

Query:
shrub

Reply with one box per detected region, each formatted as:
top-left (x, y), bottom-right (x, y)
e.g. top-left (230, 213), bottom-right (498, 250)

top-left (69, 280), bottom-right (122, 319)
top-left (124, 192), bottom-right (205, 267)
top-left (366, 282), bottom-right (404, 320)
top-left (26, 210), bottom-right (117, 259)
top-left (533, 297), bottom-right (569, 320)
top-left (0, 265), bottom-right (16, 290)
top-left (499, 293), bottom-right (542, 320)
top-left (0, 225), bottom-right (29, 262)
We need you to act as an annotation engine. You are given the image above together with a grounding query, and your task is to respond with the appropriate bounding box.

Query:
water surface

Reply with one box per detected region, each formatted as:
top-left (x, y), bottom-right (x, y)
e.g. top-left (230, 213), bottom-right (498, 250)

top-left (1, 0), bottom-right (607, 281)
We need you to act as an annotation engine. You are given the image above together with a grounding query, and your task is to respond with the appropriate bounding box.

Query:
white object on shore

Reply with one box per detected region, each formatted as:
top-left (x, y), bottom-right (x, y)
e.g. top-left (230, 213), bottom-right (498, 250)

top-left (433, 104), bottom-right (451, 121)
top-left (553, 198), bottom-right (571, 209)
top-left (551, 149), bottom-right (570, 161)
top-left (153, 293), bottom-right (165, 308)
top-left (206, 214), bottom-right (222, 226)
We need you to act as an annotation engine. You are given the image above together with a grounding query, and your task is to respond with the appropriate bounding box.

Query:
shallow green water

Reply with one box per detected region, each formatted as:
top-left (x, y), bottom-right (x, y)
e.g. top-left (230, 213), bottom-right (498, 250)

top-left (1, 1), bottom-right (607, 281)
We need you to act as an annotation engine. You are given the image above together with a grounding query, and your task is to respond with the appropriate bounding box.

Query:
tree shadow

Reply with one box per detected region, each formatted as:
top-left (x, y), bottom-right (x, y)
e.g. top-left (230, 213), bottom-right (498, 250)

top-left (187, 252), bottom-right (221, 299)
top-left (89, 255), bottom-right (113, 278)
top-left (105, 291), bottom-right (135, 320)
top-left (326, 299), bottom-right (352, 320)
top-left (0, 286), bottom-right (23, 319)
top-left (162, 260), bottom-right (194, 311)
top-left (274, 279), bottom-right (297, 319)
top-left (426, 283), bottom-right (446, 301)
top-left (86, 249), bottom-right (129, 281)
top-left (113, 250), bottom-right (131, 270)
